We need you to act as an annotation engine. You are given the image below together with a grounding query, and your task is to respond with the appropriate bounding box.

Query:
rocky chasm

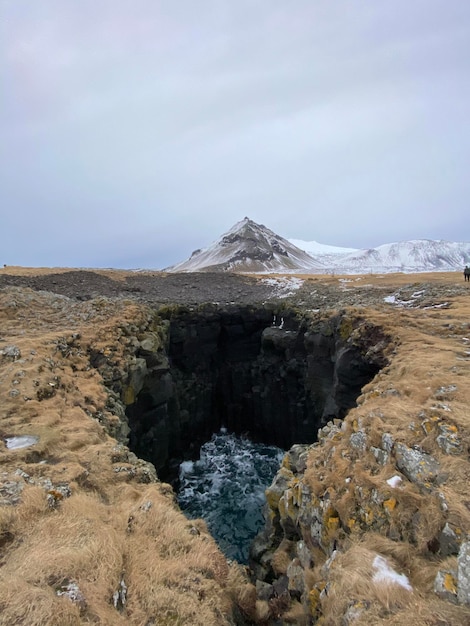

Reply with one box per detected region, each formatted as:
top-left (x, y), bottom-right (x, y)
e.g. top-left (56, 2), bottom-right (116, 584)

top-left (90, 305), bottom-right (393, 604)
top-left (86, 299), bottom-right (470, 623)
top-left (116, 306), bottom-right (386, 484)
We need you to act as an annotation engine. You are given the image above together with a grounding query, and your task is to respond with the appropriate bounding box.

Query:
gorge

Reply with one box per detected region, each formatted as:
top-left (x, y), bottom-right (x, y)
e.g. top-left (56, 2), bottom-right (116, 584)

top-left (113, 305), bottom-right (388, 570)
top-left (122, 305), bottom-right (386, 484)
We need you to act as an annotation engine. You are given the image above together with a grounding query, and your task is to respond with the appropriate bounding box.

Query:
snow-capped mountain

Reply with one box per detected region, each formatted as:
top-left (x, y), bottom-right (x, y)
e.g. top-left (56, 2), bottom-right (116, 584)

top-left (166, 218), bottom-right (470, 274)
top-left (167, 218), bottom-right (325, 273)
top-left (336, 240), bottom-right (470, 273)
top-left (292, 239), bottom-right (470, 274)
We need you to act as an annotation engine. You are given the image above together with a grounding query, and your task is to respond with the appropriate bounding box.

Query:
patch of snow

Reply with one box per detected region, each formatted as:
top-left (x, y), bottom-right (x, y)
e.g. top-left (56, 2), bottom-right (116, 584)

top-left (386, 475), bottom-right (402, 488)
top-left (262, 277), bottom-right (304, 298)
top-left (5, 435), bottom-right (39, 450)
top-left (383, 293), bottom-right (416, 307)
top-left (372, 555), bottom-right (413, 591)
top-left (56, 580), bottom-right (86, 607)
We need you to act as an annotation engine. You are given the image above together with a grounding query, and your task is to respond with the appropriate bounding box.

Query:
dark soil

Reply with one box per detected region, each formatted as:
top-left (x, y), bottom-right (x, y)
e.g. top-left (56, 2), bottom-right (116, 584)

top-left (0, 271), bottom-right (274, 306)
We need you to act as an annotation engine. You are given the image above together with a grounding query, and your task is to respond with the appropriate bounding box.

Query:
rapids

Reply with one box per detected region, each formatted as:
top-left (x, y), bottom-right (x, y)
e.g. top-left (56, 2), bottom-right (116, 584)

top-left (177, 429), bottom-right (284, 562)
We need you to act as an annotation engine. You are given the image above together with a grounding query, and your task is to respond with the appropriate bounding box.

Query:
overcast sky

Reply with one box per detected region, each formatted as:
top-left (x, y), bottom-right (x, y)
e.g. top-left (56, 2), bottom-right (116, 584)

top-left (2, 1), bottom-right (469, 268)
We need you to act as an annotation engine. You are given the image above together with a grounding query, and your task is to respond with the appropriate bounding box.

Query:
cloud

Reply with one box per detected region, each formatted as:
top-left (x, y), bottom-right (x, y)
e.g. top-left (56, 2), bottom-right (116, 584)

top-left (1, 1), bottom-right (470, 267)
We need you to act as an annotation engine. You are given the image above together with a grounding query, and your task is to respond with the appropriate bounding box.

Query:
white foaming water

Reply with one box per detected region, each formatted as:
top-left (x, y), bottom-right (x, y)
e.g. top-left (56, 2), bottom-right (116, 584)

top-left (177, 430), bottom-right (284, 562)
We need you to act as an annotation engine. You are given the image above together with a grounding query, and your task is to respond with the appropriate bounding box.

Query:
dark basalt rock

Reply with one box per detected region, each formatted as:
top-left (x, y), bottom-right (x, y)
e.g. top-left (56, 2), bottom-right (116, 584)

top-left (124, 305), bottom-right (388, 484)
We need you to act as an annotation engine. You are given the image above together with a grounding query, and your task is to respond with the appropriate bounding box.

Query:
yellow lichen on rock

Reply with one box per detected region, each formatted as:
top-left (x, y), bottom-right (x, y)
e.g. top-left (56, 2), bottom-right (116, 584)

top-left (383, 497), bottom-right (397, 514)
top-left (444, 572), bottom-right (457, 594)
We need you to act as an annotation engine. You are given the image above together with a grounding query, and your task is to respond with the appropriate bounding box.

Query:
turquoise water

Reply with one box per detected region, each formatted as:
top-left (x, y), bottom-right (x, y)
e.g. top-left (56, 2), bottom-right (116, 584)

top-left (177, 430), bottom-right (284, 563)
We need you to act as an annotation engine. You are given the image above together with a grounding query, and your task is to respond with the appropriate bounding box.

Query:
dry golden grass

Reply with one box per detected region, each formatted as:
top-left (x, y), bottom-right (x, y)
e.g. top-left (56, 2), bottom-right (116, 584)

top-left (252, 269), bottom-right (464, 288)
top-left (0, 265), bottom-right (167, 281)
top-left (302, 289), bottom-right (470, 623)
top-left (0, 287), bottom-right (233, 625)
top-left (1, 271), bottom-right (470, 624)
top-left (319, 544), bottom-right (413, 624)
top-left (271, 539), bottom-right (296, 575)
top-left (321, 534), bottom-right (468, 626)
top-left (119, 488), bottom-right (233, 625)
top-left (281, 600), bottom-right (309, 624)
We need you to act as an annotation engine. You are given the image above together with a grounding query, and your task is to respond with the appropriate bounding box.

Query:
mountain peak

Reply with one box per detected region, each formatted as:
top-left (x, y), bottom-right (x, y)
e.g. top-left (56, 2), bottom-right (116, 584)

top-left (166, 219), bottom-right (323, 273)
top-left (227, 217), bottom-right (264, 234)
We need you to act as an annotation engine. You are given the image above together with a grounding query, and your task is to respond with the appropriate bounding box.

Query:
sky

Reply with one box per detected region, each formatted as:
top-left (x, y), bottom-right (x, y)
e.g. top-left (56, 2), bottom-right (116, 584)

top-left (2, 0), bottom-right (469, 269)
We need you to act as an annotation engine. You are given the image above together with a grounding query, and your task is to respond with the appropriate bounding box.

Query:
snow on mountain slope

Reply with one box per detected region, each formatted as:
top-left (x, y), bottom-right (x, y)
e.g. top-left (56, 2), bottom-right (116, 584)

top-left (328, 240), bottom-right (470, 274)
top-left (166, 218), bottom-right (470, 274)
top-left (166, 218), bottom-right (326, 273)
top-left (289, 239), bottom-right (359, 256)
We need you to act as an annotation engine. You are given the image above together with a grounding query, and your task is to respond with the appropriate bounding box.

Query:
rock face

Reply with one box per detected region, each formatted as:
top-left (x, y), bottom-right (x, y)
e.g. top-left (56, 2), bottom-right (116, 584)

top-left (120, 306), bottom-right (387, 481)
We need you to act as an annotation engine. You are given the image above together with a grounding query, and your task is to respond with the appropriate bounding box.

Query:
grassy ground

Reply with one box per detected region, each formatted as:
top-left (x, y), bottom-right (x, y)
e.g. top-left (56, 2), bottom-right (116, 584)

top-left (0, 288), bottom-right (236, 625)
top-left (0, 270), bottom-right (469, 624)
top-left (0, 265), bottom-right (149, 281)
top-left (303, 293), bottom-right (470, 624)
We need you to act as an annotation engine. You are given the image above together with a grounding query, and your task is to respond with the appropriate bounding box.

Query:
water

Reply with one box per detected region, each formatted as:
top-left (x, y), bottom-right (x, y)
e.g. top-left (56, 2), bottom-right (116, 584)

top-left (177, 429), bottom-right (284, 563)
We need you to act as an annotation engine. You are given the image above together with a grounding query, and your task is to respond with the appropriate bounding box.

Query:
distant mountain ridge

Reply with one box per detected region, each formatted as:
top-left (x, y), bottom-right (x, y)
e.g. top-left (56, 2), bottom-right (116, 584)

top-left (292, 238), bottom-right (470, 274)
top-left (166, 218), bottom-right (470, 274)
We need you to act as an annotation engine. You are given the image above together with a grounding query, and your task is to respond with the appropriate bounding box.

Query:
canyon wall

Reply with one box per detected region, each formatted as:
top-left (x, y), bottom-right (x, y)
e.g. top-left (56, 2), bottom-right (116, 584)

top-left (119, 305), bottom-right (386, 484)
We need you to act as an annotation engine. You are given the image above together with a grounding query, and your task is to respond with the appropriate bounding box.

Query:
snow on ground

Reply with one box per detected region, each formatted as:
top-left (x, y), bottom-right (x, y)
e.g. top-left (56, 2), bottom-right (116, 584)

top-left (262, 277), bottom-right (304, 298)
top-left (384, 288), bottom-right (450, 310)
top-left (384, 290), bottom-right (424, 307)
top-left (372, 555), bottom-right (413, 591)
top-left (386, 475), bottom-right (403, 488)
top-left (5, 435), bottom-right (39, 450)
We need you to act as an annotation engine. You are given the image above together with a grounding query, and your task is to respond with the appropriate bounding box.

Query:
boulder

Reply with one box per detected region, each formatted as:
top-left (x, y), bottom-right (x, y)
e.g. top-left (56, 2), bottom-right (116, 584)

top-left (395, 443), bottom-right (440, 489)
